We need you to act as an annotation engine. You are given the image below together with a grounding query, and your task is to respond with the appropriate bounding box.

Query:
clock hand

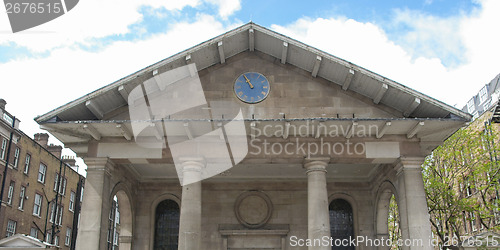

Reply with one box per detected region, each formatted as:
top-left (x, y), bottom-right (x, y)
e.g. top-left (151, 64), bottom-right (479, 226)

top-left (243, 75), bottom-right (254, 89)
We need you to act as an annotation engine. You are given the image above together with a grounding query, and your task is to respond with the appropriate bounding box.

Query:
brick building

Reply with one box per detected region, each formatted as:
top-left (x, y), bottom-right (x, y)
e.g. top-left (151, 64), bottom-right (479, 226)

top-left (422, 74), bottom-right (500, 248)
top-left (0, 99), bottom-right (85, 250)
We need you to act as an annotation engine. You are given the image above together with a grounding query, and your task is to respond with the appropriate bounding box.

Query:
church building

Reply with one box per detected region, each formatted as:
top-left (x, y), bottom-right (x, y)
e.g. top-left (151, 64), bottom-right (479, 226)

top-left (35, 23), bottom-right (471, 250)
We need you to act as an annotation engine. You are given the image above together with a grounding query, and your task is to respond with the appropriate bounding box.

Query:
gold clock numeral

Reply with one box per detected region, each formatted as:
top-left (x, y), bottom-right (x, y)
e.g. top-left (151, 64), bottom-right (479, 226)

top-left (261, 91), bottom-right (266, 95)
top-left (238, 91), bottom-right (243, 97)
top-left (263, 86), bottom-right (268, 89)
top-left (236, 85), bottom-right (241, 89)
top-left (261, 80), bottom-right (265, 83)
top-left (257, 96), bottom-right (261, 99)
top-left (251, 97), bottom-right (254, 101)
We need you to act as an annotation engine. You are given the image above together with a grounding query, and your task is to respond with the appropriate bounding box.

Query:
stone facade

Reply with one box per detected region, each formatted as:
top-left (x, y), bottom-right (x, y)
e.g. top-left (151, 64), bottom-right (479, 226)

top-left (35, 23), bottom-right (470, 250)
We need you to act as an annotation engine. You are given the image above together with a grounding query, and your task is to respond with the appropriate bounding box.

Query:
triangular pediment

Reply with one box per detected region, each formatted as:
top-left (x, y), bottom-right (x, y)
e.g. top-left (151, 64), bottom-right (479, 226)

top-left (35, 22), bottom-right (469, 124)
top-left (0, 234), bottom-right (49, 248)
top-left (35, 22), bottom-right (471, 158)
top-left (104, 52), bottom-right (399, 122)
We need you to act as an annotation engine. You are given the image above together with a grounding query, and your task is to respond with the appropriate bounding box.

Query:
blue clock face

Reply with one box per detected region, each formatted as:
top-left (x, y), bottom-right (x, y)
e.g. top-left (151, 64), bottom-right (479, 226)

top-left (234, 72), bottom-right (270, 104)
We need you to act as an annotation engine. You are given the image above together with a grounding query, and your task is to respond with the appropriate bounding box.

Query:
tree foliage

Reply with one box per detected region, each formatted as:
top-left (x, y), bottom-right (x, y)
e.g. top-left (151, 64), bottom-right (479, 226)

top-left (388, 194), bottom-right (402, 250)
top-left (422, 121), bottom-right (500, 248)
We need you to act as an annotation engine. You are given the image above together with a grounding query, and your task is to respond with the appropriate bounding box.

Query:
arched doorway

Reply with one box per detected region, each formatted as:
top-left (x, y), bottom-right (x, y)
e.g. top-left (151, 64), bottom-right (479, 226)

top-left (330, 199), bottom-right (355, 250)
top-left (375, 181), bottom-right (400, 250)
top-left (107, 189), bottom-right (133, 250)
top-left (154, 200), bottom-right (180, 250)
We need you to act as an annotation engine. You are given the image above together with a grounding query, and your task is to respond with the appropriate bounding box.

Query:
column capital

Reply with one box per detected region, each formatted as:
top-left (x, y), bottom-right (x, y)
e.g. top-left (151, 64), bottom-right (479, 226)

top-left (83, 157), bottom-right (115, 174)
top-left (394, 156), bottom-right (425, 175)
top-left (179, 156), bottom-right (206, 173)
top-left (303, 157), bottom-right (330, 173)
top-left (119, 235), bottom-right (133, 243)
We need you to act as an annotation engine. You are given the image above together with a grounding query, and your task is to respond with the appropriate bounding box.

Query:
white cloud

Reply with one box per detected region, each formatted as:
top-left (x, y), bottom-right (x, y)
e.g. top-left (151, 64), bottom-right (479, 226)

top-left (205, 0), bottom-right (241, 19)
top-left (0, 15), bottom-right (240, 140)
top-left (270, 0), bottom-right (500, 108)
top-left (390, 9), bottom-right (464, 66)
top-left (0, 0), bottom-right (214, 51)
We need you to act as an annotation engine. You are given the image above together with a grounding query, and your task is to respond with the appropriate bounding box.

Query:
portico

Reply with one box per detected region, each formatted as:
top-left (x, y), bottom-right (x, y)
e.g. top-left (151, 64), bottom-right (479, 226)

top-left (35, 23), bottom-right (470, 250)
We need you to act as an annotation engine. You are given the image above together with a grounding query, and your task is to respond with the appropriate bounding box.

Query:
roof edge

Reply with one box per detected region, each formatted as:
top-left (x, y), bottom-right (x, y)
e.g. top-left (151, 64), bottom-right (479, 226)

top-left (35, 22), bottom-right (471, 123)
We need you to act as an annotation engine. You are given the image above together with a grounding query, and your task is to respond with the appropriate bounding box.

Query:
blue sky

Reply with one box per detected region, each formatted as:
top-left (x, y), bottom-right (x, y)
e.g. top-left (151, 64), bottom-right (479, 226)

top-left (0, 0), bottom-right (499, 166)
top-left (0, 0), bottom-right (481, 64)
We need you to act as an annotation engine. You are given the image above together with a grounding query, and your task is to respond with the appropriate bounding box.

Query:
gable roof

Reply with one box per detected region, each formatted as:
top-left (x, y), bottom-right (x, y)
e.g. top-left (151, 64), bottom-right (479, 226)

top-left (35, 22), bottom-right (470, 124)
top-left (0, 234), bottom-right (50, 248)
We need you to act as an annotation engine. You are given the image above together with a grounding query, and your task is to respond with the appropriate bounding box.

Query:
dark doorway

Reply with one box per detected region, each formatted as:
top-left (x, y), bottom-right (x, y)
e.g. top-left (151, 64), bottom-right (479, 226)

top-left (154, 200), bottom-right (180, 250)
top-left (329, 199), bottom-right (355, 250)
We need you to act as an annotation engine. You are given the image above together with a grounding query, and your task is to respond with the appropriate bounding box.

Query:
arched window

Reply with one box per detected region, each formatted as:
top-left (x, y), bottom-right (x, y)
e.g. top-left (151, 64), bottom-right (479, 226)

top-left (329, 199), bottom-right (354, 250)
top-left (154, 200), bottom-right (180, 250)
top-left (107, 195), bottom-right (119, 250)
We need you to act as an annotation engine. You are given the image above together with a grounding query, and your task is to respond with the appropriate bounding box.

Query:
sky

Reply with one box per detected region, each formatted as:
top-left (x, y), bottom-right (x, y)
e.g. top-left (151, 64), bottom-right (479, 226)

top-left (0, 0), bottom-right (499, 172)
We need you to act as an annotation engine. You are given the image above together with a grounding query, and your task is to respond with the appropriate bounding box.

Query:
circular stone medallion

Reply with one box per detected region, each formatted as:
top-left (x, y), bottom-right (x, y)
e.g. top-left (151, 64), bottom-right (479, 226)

top-left (234, 191), bottom-right (273, 229)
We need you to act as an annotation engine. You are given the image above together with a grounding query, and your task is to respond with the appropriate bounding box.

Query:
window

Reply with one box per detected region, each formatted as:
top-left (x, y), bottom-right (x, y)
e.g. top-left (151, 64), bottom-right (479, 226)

top-left (2, 113), bottom-right (13, 124)
top-left (154, 199), bottom-right (180, 250)
top-left (471, 212), bottom-right (477, 231)
top-left (57, 206), bottom-right (63, 225)
top-left (484, 99), bottom-right (492, 111)
top-left (12, 147), bottom-right (19, 168)
top-left (62, 178), bottom-right (67, 195)
top-left (23, 154), bottom-right (31, 174)
top-left (6, 220), bottom-right (16, 237)
top-left (495, 197), bottom-right (500, 225)
top-left (54, 235), bottom-right (59, 246)
top-left (53, 173), bottom-right (67, 195)
top-left (18, 186), bottom-right (26, 210)
top-left (50, 203), bottom-right (63, 225)
top-left (113, 230), bottom-right (119, 248)
top-left (38, 163), bottom-right (47, 183)
top-left (53, 174), bottom-right (58, 191)
top-left (49, 203), bottom-right (56, 223)
top-left (467, 98), bottom-right (476, 114)
top-left (33, 193), bottom-right (42, 216)
top-left (0, 138), bottom-right (7, 160)
top-left (69, 191), bottom-right (76, 212)
top-left (7, 181), bottom-right (14, 205)
top-left (479, 86), bottom-right (488, 104)
top-left (46, 231), bottom-right (51, 243)
top-left (65, 227), bottom-right (72, 246)
top-left (463, 211), bottom-right (468, 233)
top-left (465, 179), bottom-right (473, 197)
top-left (108, 199), bottom-right (119, 249)
top-left (30, 227), bottom-right (38, 238)
top-left (329, 199), bottom-right (355, 250)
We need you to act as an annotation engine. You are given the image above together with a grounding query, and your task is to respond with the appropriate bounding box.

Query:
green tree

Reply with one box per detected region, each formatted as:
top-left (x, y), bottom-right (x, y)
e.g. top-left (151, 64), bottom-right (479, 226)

top-left (388, 194), bottom-right (401, 250)
top-left (422, 121), bottom-right (500, 248)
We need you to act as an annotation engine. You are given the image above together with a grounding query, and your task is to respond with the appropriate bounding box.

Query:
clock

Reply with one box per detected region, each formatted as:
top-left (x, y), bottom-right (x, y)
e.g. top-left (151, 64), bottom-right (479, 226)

top-left (234, 72), bottom-right (270, 103)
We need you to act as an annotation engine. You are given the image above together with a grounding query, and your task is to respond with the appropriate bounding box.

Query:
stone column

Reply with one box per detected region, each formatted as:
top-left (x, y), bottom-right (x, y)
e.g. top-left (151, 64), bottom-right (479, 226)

top-left (119, 235), bottom-right (132, 250)
top-left (376, 234), bottom-right (390, 250)
top-left (304, 157), bottom-right (331, 250)
top-left (76, 158), bottom-right (114, 250)
top-left (178, 157), bottom-right (205, 250)
top-left (395, 157), bottom-right (432, 250)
